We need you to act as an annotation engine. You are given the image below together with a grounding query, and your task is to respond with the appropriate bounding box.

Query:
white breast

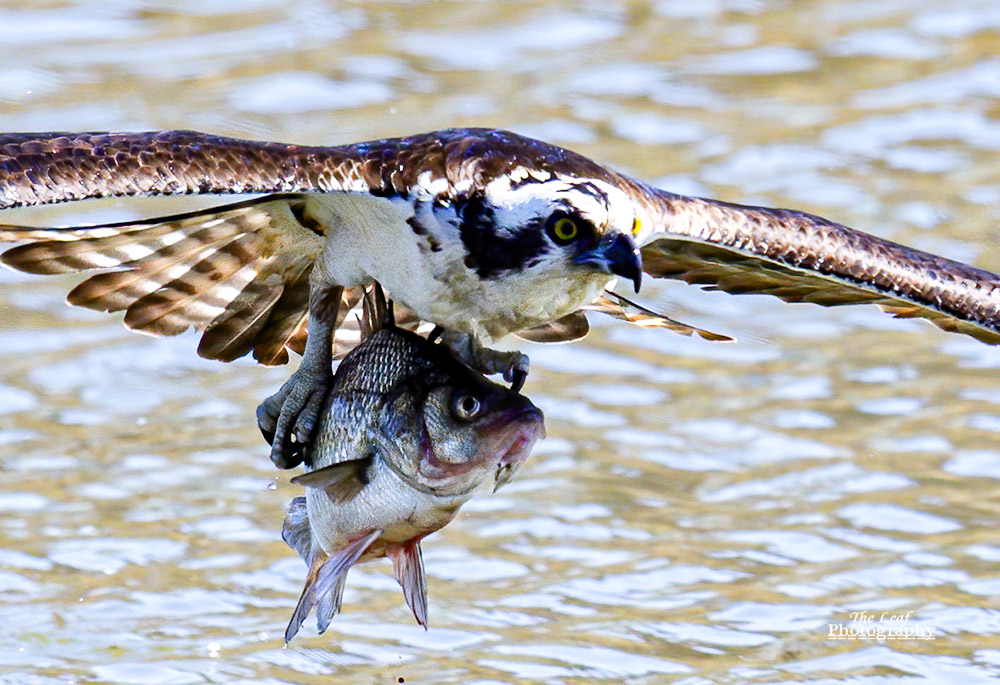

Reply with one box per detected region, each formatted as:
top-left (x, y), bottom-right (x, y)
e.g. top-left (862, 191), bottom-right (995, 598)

top-left (307, 193), bottom-right (610, 341)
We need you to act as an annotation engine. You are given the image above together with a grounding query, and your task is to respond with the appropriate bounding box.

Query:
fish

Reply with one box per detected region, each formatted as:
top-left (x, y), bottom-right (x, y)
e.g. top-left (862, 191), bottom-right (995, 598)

top-left (281, 286), bottom-right (545, 642)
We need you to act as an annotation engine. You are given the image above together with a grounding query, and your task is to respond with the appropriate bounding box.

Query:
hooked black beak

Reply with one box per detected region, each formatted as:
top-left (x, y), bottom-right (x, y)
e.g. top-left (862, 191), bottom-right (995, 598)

top-left (574, 232), bottom-right (642, 293)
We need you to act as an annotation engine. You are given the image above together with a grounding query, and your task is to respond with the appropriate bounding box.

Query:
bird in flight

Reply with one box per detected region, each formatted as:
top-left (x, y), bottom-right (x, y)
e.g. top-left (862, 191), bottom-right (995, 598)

top-left (2, 128), bottom-right (999, 466)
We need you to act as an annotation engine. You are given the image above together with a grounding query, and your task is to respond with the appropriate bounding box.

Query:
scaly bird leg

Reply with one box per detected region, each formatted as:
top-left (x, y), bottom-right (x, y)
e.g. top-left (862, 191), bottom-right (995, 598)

top-left (257, 279), bottom-right (343, 469)
top-left (442, 331), bottom-right (530, 393)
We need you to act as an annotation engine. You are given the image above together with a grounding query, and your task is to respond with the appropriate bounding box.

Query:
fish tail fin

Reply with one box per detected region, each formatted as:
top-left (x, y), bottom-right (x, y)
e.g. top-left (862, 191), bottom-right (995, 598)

top-left (315, 573), bottom-right (347, 634)
top-left (281, 496), bottom-right (313, 563)
top-left (285, 551), bottom-right (326, 644)
top-left (285, 528), bottom-right (381, 643)
top-left (387, 541), bottom-right (428, 629)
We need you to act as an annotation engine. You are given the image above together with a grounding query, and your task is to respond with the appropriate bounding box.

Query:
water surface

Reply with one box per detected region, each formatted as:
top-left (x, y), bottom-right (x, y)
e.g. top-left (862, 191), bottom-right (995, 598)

top-left (1, 1), bottom-right (999, 682)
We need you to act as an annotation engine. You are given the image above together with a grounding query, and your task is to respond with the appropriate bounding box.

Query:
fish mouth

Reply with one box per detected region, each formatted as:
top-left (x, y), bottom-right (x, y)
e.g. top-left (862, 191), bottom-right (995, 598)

top-left (492, 406), bottom-right (546, 492)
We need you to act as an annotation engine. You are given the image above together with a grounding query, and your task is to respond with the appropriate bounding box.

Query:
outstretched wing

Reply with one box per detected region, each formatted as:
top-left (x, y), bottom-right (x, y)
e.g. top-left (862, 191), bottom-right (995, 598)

top-left (634, 188), bottom-right (1000, 344)
top-left (0, 130), bottom-right (380, 209)
top-left (0, 196), bottom-right (332, 364)
top-left (0, 130), bottom-right (420, 365)
top-left (0, 128), bottom-right (561, 362)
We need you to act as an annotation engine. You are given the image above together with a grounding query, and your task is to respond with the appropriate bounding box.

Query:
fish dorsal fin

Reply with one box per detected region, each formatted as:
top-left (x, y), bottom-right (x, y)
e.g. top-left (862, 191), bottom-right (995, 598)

top-left (359, 282), bottom-right (395, 338)
top-left (290, 455), bottom-right (374, 503)
top-left (281, 496), bottom-right (313, 563)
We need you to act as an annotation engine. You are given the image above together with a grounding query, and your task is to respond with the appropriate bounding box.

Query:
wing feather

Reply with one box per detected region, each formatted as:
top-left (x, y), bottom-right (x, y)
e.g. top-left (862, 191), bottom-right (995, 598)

top-left (123, 233), bottom-right (263, 334)
top-left (197, 278), bottom-right (285, 362)
top-left (0, 131), bottom-right (377, 209)
top-left (587, 290), bottom-right (734, 342)
top-left (1, 197), bottom-right (327, 363)
top-left (66, 226), bottom-right (251, 312)
top-left (637, 189), bottom-right (1000, 344)
top-left (514, 312), bottom-right (590, 343)
top-left (252, 284), bottom-right (312, 366)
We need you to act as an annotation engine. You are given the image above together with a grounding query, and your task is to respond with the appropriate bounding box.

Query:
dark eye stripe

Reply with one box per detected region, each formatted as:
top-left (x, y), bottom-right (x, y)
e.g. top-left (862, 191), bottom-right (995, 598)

top-left (565, 180), bottom-right (611, 206)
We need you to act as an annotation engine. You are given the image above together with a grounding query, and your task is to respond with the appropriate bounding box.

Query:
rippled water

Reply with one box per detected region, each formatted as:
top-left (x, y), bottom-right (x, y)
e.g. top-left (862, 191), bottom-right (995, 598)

top-left (2, 1), bottom-right (1000, 682)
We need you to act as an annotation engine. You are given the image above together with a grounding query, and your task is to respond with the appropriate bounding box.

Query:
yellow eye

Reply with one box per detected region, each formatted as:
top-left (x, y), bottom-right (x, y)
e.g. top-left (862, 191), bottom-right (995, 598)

top-left (550, 217), bottom-right (578, 243)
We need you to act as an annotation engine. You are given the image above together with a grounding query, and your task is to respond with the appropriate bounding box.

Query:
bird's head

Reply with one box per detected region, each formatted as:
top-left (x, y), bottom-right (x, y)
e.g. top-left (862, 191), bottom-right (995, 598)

top-left (455, 168), bottom-right (643, 292)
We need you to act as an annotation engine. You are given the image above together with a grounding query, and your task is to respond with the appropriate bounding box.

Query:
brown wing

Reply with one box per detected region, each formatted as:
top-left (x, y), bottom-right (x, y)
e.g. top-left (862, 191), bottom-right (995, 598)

top-left (0, 129), bottom-right (463, 365)
top-left (0, 128), bottom-right (586, 363)
top-left (514, 312), bottom-right (591, 343)
top-left (0, 130), bottom-right (378, 209)
top-left (0, 128), bottom-right (592, 210)
top-left (0, 130), bottom-right (400, 365)
top-left (636, 189), bottom-right (1000, 344)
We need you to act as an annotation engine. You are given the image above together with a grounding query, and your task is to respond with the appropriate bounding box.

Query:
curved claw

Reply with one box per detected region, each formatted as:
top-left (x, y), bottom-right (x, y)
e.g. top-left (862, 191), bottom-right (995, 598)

top-left (256, 398), bottom-right (280, 446)
top-left (508, 367), bottom-right (527, 394)
top-left (442, 331), bottom-right (530, 391)
top-left (258, 369), bottom-right (333, 469)
top-left (501, 352), bottom-right (530, 393)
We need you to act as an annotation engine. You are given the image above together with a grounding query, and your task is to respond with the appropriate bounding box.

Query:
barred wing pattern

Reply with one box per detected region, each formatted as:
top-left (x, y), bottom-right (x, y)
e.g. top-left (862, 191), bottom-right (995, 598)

top-left (0, 130), bottom-right (420, 365)
top-left (3, 128), bottom-right (1000, 366)
top-left (0, 129), bottom-right (625, 362)
top-left (0, 128), bottom-right (607, 210)
top-left (636, 189), bottom-right (1000, 345)
top-left (1, 197), bottom-right (330, 364)
top-left (0, 130), bottom-right (379, 208)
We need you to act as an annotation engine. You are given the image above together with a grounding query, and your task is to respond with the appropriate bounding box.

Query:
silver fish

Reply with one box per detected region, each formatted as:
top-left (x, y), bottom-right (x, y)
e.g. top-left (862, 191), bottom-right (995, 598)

top-left (281, 287), bottom-right (544, 642)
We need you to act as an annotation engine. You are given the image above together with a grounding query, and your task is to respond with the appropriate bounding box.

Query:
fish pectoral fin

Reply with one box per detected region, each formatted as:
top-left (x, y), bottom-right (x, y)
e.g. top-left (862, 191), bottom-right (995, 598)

top-left (284, 529), bottom-right (381, 643)
top-left (387, 541), bottom-right (428, 629)
top-left (281, 495), bottom-right (312, 563)
top-left (290, 456), bottom-right (374, 503)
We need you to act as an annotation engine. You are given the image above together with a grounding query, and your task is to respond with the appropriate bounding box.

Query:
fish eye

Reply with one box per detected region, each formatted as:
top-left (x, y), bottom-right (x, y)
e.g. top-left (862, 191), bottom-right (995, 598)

top-left (452, 393), bottom-right (481, 421)
top-left (547, 215), bottom-right (579, 245)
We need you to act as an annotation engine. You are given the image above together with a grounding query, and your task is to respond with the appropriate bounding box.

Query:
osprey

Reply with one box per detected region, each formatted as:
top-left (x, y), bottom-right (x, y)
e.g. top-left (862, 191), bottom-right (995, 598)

top-left (2, 129), bottom-right (1000, 466)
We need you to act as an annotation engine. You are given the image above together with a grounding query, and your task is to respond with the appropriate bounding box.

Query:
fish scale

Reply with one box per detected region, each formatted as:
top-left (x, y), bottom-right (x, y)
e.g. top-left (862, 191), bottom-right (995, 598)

top-left (281, 288), bottom-right (544, 642)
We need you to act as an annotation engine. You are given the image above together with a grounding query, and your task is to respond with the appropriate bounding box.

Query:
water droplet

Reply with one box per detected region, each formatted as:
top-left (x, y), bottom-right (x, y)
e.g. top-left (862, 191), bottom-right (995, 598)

top-left (267, 478), bottom-right (278, 491)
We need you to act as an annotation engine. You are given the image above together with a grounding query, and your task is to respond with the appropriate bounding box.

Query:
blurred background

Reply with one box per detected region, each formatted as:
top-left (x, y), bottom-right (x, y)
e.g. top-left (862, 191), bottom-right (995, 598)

top-left (1, 1), bottom-right (999, 682)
